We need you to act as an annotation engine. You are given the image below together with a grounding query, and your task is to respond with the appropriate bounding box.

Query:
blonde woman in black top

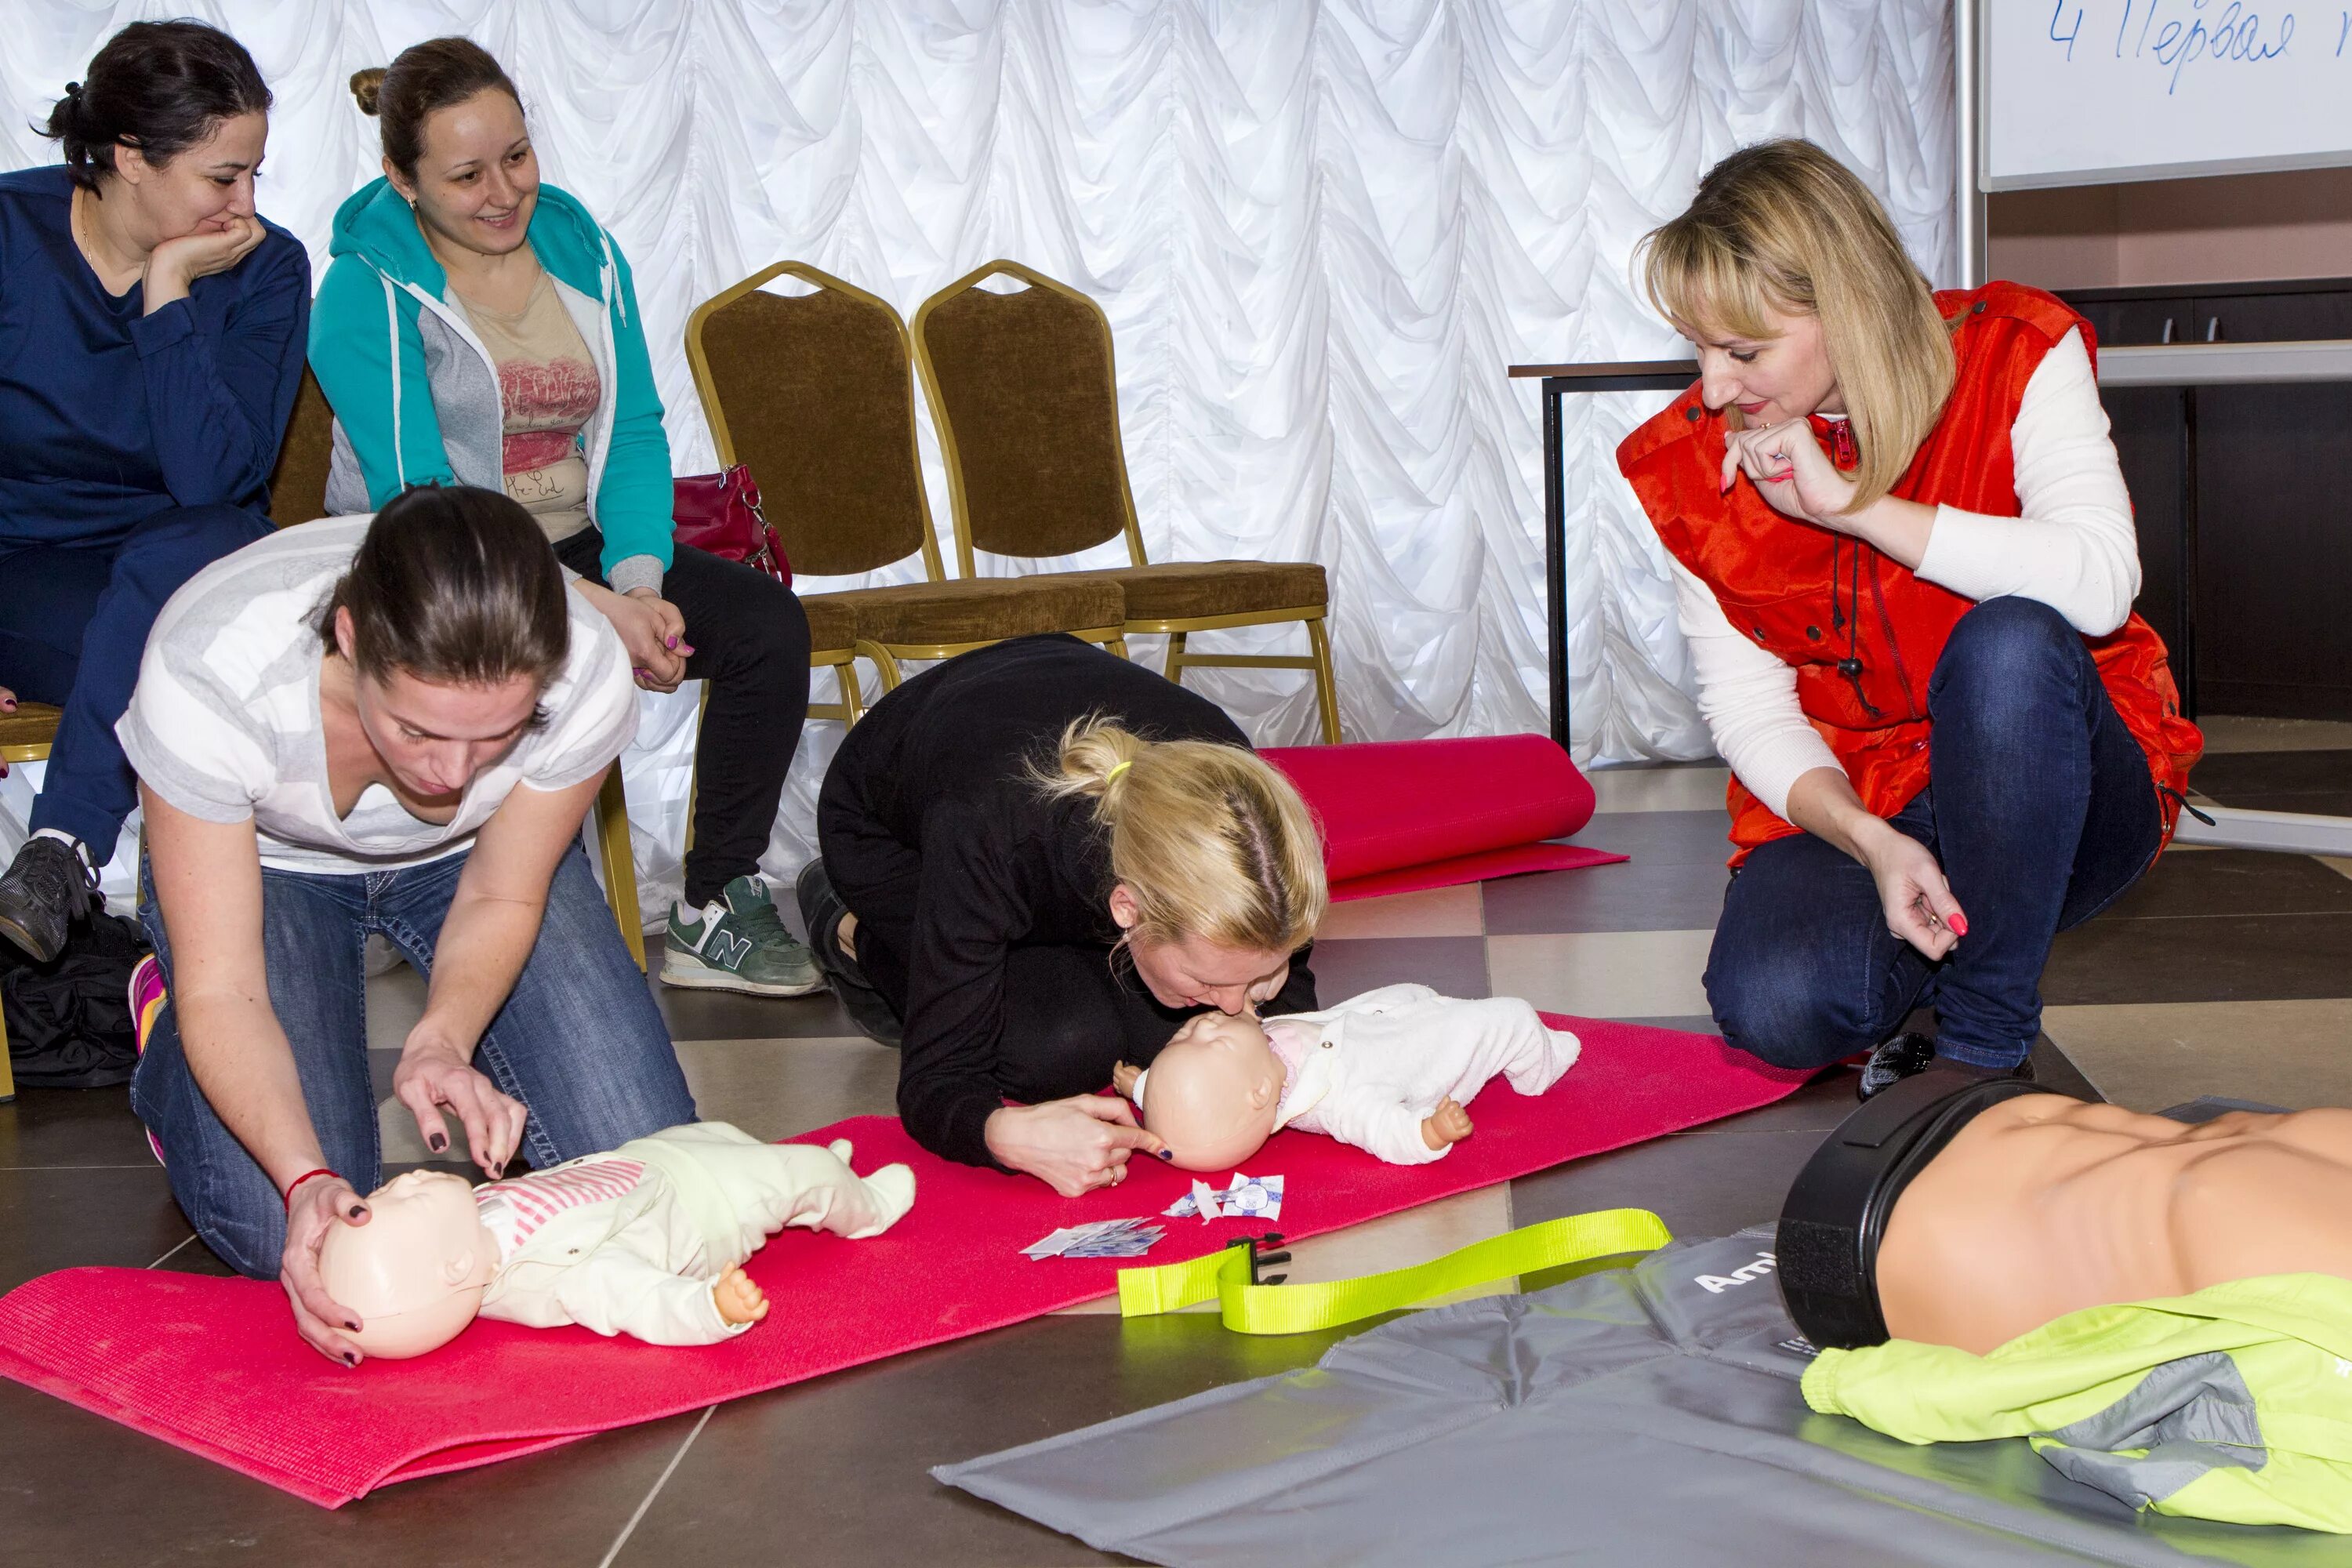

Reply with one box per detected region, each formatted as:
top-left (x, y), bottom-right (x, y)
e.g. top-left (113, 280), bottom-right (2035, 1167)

top-left (800, 635), bottom-right (1326, 1196)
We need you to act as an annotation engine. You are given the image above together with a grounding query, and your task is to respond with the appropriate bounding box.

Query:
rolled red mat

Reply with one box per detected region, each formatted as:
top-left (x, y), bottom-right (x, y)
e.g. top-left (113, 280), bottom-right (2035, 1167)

top-left (1262, 735), bottom-right (1626, 902)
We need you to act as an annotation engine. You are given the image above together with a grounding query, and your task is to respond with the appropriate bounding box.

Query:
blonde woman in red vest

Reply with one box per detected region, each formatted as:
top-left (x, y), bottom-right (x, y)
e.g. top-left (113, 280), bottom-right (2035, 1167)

top-left (1618, 140), bottom-right (2202, 1100)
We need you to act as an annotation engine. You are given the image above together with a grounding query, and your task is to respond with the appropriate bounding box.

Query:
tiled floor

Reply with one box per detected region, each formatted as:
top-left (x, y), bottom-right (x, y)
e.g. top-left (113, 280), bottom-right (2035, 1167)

top-left (2, 726), bottom-right (2346, 1563)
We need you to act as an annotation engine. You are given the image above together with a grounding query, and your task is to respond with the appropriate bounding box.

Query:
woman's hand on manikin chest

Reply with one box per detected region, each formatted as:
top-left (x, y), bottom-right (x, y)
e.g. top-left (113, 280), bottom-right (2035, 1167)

top-left (1719, 418), bottom-right (1938, 570)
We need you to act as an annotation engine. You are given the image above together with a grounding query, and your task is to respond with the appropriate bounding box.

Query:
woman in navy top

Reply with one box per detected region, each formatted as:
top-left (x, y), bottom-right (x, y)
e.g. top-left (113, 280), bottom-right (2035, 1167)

top-left (0, 20), bottom-right (309, 963)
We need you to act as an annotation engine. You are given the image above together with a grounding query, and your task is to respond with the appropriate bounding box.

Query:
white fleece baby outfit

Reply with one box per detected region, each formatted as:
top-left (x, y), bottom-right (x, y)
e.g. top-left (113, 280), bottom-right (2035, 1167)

top-left (472, 1121), bottom-right (915, 1346)
top-left (1253, 983), bottom-right (1580, 1165)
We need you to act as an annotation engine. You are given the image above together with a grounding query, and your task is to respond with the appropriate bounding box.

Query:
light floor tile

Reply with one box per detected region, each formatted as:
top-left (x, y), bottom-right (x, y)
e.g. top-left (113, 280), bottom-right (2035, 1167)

top-left (1052, 1184), bottom-right (1516, 1315)
top-left (1585, 763), bottom-right (1732, 814)
top-left (1318, 884), bottom-right (1485, 939)
top-left (1485, 930), bottom-right (1715, 1019)
top-left (2194, 714), bottom-right (2352, 754)
top-left (2041, 999), bottom-right (2352, 1112)
top-left (674, 1036), bottom-right (900, 1142)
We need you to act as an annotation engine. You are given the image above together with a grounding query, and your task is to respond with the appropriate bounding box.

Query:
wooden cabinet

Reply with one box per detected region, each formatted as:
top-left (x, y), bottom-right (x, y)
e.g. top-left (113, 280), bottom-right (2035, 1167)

top-left (2062, 278), bottom-right (2352, 719)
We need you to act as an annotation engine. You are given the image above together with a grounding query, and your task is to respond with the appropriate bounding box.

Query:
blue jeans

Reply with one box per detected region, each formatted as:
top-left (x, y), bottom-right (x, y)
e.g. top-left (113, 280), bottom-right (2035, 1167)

top-left (129, 842), bottom-right (696, 1278)
top-left (0, 504), bottom-right (273, 860)
top-left (1704, 597), bottom-right (2164, 1073)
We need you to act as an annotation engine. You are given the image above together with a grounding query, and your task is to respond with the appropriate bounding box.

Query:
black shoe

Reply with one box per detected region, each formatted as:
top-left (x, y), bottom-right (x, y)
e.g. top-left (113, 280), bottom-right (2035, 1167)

top-left (1857, 1032), bottom-right (2034, 1102)
top-left (793, 859), bottom-right (902, 1047)
top-left (0, 835), bottom-right (100, 964)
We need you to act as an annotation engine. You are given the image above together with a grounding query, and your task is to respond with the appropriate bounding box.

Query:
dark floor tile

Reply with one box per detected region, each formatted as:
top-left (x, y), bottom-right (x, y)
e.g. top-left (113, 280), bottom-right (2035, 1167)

top-left (644, 935), bottom-right (873, 1041)
top-left (617, 1315), bottom-right (1352, 1568)
top-left (0, 1165), bottom-right (196, 1292)
top-left (1482, 856), bottom-right (1729, 935)
top-left (0, 1082), bottom-right (163, 1170)
top-left (2190, 750), bottom-right (2352, 808)
top-left (0, 1377), bottom-right (703, 1568)
top-left (1511, 1124), bottom-right (1823, 1240)
top-left (2045, 912), bottom-right (2352, 1004)
top-left (1308, 935), bottom-right (1489, 1000)
top-left (1561, 808), bottom-right (1734, 867)
top-left (2103, 848), bottom-right (2352, 920)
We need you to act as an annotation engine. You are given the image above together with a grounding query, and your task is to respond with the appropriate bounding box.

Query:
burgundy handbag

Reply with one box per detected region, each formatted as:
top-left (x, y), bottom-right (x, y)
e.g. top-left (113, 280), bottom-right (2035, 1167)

top-left (672, 465), bottom-right (791, 586)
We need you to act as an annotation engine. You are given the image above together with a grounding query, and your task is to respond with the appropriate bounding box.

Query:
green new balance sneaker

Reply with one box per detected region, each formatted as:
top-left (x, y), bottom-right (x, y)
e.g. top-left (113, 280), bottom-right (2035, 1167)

top-left (661, 875), bottom-right (824, 996)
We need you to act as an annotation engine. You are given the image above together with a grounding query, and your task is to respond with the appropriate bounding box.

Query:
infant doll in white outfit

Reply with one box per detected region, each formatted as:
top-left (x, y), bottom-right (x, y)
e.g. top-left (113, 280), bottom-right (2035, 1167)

top-left (1112, 983), bottom-right (1581, 1171)
top-left (321, 1121), bottom-right (915, 1359)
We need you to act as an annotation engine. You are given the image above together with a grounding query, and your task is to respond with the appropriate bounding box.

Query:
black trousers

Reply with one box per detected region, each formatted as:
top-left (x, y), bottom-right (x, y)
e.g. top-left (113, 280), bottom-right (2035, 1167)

top-left (556, 528), bottom-right (811, 908)
top-left (818, 775), bottom-right (1319, 1105)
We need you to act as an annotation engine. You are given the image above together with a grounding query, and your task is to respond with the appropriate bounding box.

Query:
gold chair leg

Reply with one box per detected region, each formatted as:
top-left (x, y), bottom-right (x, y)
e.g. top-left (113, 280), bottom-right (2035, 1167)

top-left (856, 639), bottom-right (905, 692)
top-left (594, 768), bottom-right (648, 971)
top-left (0, 1002), bottom-right (15, 1103)
top-left (1105, 635), bottom-right (1130, 661)
top-left (1163, 630), bottom-right (1189, 687)
top-left (1307, 617), bottom-right (1341, 744)
top-left (840, 659), bottom-right (866, 726)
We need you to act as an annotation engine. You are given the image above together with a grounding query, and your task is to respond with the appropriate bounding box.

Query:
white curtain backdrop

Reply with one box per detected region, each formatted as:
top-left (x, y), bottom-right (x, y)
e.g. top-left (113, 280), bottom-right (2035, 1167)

top-left (2, 1), bottom-right (1955, 922)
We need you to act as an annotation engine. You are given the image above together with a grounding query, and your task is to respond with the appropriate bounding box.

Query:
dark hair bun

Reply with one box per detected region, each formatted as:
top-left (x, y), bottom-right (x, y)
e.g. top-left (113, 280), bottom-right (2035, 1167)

top-left (42, 22), bottom-right (270, 191)
top-left (350, 67), bottom-right (385, 117)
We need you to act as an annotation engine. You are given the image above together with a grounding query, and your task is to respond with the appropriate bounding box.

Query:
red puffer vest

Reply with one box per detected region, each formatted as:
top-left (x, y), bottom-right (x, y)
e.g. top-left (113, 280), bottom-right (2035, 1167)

top-left (1617, 281), bottom-right (2203, 864)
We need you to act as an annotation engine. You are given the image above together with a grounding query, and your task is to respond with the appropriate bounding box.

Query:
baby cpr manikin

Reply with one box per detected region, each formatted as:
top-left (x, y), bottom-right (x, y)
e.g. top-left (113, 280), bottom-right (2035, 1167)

top-left (320, 1122), bottom-right (914, 1358)
top-left (1119, 984), bottom-right (1581, 1171)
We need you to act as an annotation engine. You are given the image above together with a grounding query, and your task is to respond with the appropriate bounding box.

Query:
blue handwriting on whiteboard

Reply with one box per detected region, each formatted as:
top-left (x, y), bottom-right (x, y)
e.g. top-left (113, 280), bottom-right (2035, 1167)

top-left (2105, 0), bottom-right (2297, 92)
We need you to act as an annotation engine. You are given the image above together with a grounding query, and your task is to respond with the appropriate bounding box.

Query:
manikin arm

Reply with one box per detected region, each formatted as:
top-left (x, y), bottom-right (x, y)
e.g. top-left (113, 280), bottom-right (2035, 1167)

top-left (548, 1223), bottom-right (742, 1347)
top-left (1319, 1086), bottom-right (1452, 1166)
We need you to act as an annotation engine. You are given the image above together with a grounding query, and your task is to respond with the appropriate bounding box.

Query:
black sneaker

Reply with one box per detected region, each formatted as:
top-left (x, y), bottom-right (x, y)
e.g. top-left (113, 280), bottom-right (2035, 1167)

top-left (793, 859), bottom-right (903, 1047)
top-left (1857, 1031), bottom-right (2034, 1102)
top-left (0, 834), bottom-right (100, 964)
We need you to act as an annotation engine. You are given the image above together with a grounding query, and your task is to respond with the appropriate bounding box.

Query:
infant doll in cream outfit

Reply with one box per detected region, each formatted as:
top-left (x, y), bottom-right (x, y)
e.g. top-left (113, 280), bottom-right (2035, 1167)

top-left (1112, 983), bottom-right (1581, 1171)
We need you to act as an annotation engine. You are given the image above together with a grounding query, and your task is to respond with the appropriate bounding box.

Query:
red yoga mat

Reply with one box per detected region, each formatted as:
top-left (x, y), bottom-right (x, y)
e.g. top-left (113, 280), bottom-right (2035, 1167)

top-left (0, 1015), bottom-right (1803, 1508)
top-left (1263, 735), bottom-right (1625, 902)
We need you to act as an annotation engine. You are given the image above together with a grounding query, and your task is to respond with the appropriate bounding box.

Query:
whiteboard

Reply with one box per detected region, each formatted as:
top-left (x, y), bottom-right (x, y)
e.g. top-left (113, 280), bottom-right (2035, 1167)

top-left (1984, 0), bottom-right (2352, 187)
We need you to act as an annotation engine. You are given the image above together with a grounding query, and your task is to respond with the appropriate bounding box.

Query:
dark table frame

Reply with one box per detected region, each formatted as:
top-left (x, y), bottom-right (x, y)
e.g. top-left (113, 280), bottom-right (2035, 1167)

top-left (1513, 358), bottom-right (1696, 751)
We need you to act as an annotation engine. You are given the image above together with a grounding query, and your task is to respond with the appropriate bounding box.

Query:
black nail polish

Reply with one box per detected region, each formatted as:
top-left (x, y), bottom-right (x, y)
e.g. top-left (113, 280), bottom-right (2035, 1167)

top-left (428, 1133), bottom-right (447, 1152)
top-left (343, 1352), bottom-right (358, 1367)
top-left (1154, 1149), bottom-right (1174, 1161)
top-left (346, 1319), bottom-right (361, 1331)
top-left (351, 1205), bottom-right (368, 1219)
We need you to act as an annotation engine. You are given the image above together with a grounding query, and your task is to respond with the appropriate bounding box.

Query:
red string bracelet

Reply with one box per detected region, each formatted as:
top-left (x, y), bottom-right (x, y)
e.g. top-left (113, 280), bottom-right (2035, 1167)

top-left (281, 1167), bottom-right (340, 1213)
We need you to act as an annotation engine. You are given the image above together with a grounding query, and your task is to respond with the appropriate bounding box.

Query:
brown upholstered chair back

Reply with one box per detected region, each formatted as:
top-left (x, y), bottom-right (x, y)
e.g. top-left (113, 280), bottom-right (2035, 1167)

top-left (688, 270), bottom-right (932, 579)
top-left (913, 263), bottom-right (1140, 567)
top-left (268, 365), bottom-right (335, 527)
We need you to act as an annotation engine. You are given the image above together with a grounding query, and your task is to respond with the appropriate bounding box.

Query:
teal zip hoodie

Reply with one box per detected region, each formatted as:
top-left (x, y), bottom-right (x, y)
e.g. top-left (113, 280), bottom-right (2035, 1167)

top-left (308, 177), bottom-right (673, 588)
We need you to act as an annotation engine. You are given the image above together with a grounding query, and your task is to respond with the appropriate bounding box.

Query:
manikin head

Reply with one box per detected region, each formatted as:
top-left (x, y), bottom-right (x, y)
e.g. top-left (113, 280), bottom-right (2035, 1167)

top-left (1134, 1011), bottom-right (1288, 1172)
top-left (318, 1170), bottom-right (499, 1359)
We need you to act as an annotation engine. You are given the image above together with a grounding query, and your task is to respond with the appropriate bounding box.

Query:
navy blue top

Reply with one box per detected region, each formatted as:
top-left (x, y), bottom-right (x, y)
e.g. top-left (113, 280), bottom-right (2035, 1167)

top-left (0, 165), bottom-right (310, 546)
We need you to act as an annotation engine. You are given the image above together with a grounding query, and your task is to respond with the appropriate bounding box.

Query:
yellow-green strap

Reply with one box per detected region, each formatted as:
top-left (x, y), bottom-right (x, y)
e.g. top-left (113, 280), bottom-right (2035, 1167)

top-left (1117, 1207), bottom-right (1672, 1334)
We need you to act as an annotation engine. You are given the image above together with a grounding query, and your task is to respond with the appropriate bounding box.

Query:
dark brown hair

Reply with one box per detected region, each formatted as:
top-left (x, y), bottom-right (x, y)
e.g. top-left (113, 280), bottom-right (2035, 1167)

top-left (350, 38), bottom-right (518, 180)
top-left (318, 486), bottom-right (568, 692)
top-left (43, 20), bottom-right (270, 194)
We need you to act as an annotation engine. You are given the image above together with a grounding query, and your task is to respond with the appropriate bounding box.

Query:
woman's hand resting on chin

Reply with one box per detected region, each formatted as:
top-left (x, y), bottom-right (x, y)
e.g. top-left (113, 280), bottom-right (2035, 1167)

top-left (985, 1096), bottom-right (1168, 1197)
top-left (1721, 418), bottom-right (1858, 529)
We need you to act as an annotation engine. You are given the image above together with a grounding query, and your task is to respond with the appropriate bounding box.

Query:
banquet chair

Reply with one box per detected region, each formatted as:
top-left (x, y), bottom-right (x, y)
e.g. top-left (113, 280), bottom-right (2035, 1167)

top-left (911, 260), bottom-right (1340, 742)
top-left (684, 260), bottom-right (1127, 705)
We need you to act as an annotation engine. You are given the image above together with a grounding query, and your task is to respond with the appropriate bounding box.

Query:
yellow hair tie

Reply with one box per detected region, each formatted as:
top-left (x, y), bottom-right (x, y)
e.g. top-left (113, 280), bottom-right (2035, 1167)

top-left (1106, 760), bottom-right (1133, 782)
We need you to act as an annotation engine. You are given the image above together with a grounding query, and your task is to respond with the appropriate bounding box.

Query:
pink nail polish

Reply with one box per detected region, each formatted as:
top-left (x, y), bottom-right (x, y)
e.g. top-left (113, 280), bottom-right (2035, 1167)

top-left (1947, 913), bottom-right (1969, 937)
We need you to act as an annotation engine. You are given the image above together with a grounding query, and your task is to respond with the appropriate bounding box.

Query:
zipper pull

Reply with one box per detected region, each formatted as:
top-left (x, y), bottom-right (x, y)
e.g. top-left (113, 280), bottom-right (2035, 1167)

top-left (1828, 422), bottom-right (1859, 469)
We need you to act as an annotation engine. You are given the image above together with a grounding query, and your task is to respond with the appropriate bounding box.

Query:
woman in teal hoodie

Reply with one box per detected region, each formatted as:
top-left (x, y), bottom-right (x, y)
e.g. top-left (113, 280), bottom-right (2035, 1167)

top-left (310, 38), bottom-right (816, 999)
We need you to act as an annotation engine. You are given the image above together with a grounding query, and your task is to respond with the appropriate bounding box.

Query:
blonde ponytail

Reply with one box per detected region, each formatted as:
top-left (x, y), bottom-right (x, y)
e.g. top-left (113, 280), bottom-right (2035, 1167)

top-left (1034, 717), bottom-right (1327, 956)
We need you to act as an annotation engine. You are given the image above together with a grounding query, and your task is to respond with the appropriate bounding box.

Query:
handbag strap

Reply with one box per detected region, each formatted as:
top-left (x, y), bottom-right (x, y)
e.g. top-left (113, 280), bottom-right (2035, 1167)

top-left (1116, 1207), bottom-right (1672, 1334)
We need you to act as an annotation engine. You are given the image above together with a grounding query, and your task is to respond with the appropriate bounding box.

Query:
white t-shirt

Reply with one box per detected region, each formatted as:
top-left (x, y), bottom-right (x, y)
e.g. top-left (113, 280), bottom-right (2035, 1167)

top-left (118, 517), bottom-right (637, 875)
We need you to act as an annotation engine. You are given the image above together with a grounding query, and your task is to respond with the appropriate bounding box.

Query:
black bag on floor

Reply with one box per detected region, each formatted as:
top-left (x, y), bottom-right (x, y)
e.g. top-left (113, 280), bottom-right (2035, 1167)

top-left (2, 909), bottom-right (150, 1090)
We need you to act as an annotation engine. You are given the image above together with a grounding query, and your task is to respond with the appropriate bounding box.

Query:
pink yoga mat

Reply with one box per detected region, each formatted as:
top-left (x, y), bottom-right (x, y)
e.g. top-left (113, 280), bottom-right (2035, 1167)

top-left (1264, 735), bottom-right (1625, 902)
top-left (0, 1015), bottom-right (1802, 1508)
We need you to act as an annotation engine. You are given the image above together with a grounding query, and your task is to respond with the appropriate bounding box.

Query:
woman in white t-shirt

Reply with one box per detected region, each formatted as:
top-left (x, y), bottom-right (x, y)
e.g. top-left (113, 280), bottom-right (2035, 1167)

top-left (119, 485), bottom-right (695, 1364)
